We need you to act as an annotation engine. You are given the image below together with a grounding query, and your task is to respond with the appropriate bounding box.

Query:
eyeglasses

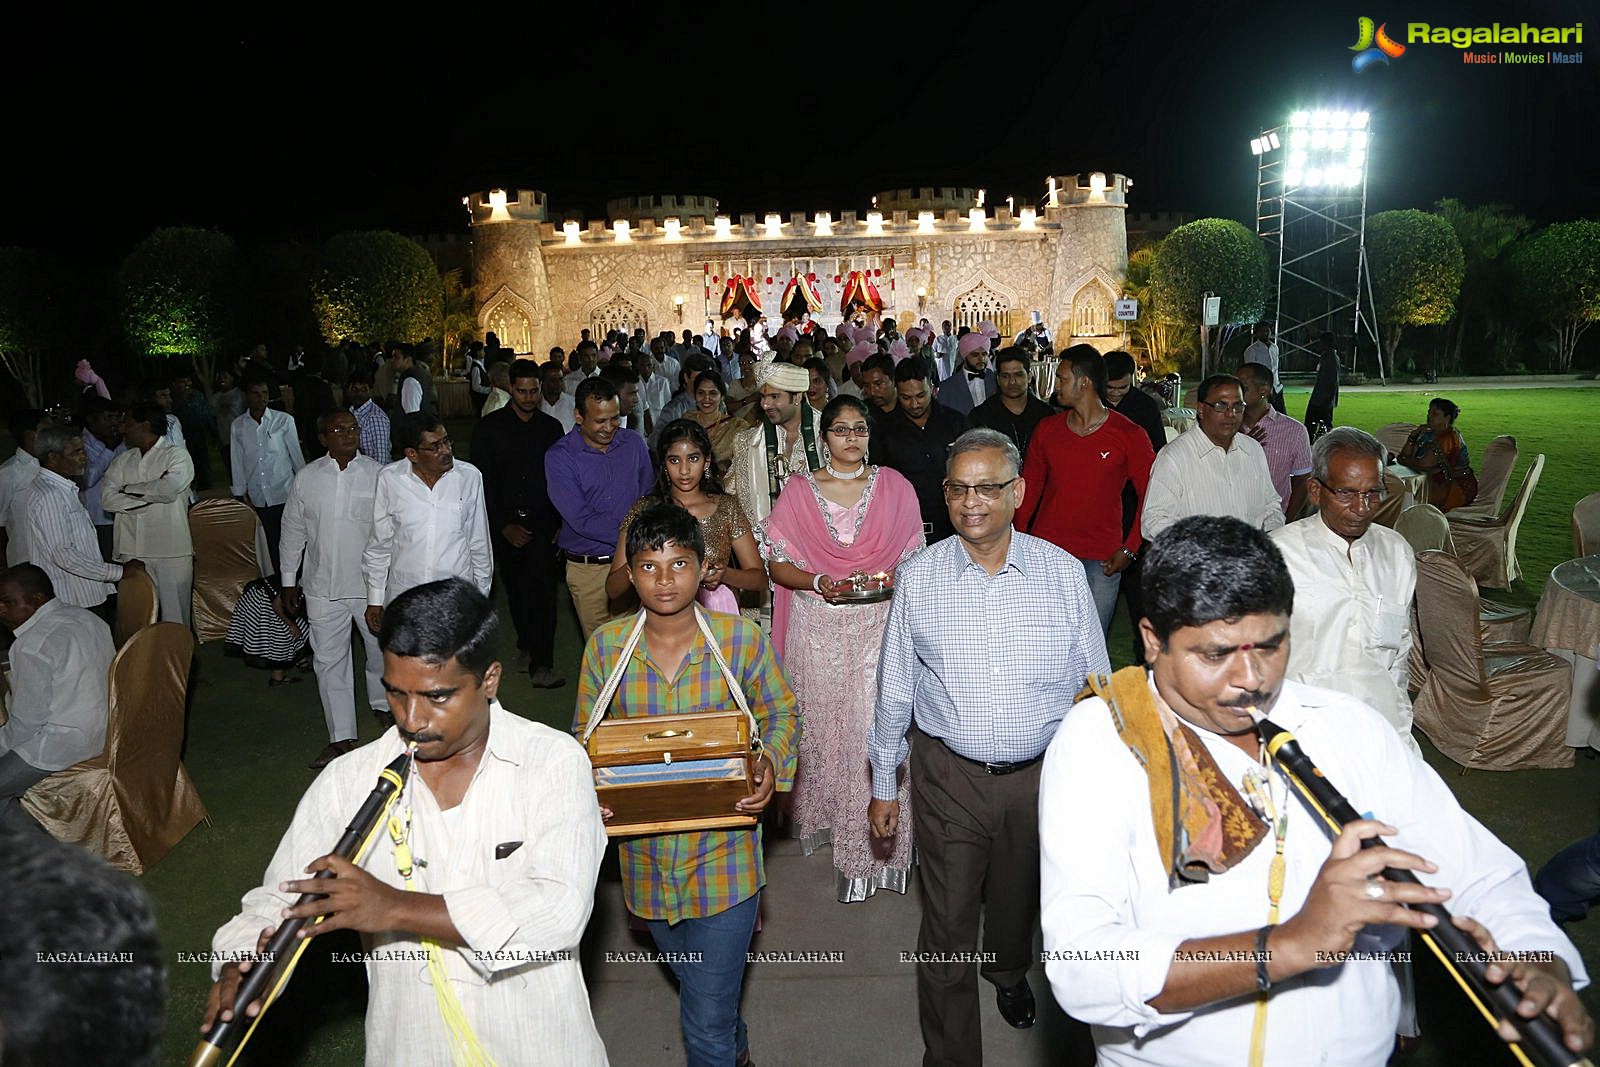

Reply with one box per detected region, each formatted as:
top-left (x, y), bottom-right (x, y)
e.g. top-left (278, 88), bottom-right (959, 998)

top-left (827, 424), bottom-right (871, 438)
top-left (324, 426), bottom-right (360, 436)
top-left (415, 437), bottom-right (453, 454)
top-left (942, 478), bottom-right (1017, 501)
top-left (1315, 478), bottom-right (1386, 508)
top-left (1200, 401), bottom-right (1248, 414)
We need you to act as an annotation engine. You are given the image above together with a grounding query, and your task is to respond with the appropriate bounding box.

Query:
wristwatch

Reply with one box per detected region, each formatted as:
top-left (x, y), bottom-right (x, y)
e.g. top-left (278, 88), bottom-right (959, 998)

top-left (1118, 547), bottom-right (1138, 562)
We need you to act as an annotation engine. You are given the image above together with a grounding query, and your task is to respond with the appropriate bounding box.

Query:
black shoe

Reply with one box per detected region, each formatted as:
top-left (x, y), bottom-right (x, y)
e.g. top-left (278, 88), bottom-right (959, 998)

top-left (995, 978), bottom-right (1036, 1029)
top-left (310, 739), bottom-right (360, 770)
top-left (528, 667), bottom-right (567, 689)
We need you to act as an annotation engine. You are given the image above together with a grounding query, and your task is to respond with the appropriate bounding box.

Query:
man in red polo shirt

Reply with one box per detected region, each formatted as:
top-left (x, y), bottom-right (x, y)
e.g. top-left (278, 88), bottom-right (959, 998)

top-left (1015, 345), bottom-right (1155, 635)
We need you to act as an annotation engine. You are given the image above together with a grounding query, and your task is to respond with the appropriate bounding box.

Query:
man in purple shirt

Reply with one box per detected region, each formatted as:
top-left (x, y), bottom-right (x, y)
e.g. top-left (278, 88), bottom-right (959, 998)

top-left (544, 377), bottom-right (654, 642)
top-left (79, 397), bottom-right (127, 562)
top-left (1237, 362), bottom-right (1312, 520)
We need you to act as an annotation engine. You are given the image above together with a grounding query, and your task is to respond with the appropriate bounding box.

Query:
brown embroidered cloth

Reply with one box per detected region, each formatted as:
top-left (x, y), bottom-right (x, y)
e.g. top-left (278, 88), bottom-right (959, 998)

top-left (1082, 667), bottom-right (1266, 888)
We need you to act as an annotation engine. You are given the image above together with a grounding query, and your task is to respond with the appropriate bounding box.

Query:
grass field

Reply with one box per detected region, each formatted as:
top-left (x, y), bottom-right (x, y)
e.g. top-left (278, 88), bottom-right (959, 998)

top-left (109, 388), bottom-right (1600, 1064)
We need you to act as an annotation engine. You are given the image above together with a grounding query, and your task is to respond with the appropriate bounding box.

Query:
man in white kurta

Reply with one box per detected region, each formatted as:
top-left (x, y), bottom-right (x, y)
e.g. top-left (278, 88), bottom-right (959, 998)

top-left (1038, 516), bottom-right (1589, 1067)
top-left (1142, 377), bottom-right (1283, 541)
top-left (727, 358), bottom-right (824, 528)
top-left (280, 410), bottom-right (385, 767)
top-left (363, 417), bottom-right (493, 625)
top-left (205, 579), bottom-right (608, 1066)
top-left (101, 405), bottom-right (196, 626)
top-left (1273, 428), bottom-right (1418, 752)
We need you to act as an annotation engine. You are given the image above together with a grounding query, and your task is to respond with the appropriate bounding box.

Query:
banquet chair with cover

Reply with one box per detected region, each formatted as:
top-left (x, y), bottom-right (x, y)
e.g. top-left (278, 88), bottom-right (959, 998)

top-left (1396, 505), bottom-right (1528, 692)
top-left (1575, 492), bottom-right (1600, 557)
top-left (1449, 454), bottom-right (1545, 588)
top-left (189, 498), bottom-right (265, 642)
top-left (1369, 472), bottom-right (1408, 529)
top-left (1376, 422), bottom-right (1415, 462)
top-left (1447, 435), bottom-right (1518, 520)
top-left (21, 622), bottom-right (207, 873)
top-left (114, 566), bottom-right (159, 649)
top-left (1411, 551), bottom-right (1571, 770)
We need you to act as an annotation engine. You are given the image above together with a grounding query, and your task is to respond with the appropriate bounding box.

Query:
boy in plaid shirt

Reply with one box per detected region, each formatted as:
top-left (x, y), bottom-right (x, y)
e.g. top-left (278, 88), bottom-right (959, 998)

top-left (576, 502), bottom-right (798, 1067)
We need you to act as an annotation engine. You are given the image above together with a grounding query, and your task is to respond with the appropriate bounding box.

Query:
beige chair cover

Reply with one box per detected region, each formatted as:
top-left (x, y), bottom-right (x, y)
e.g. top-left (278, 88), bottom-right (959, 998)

top-left (1370, 472), bottom-right (1408, 529)
top-left (1450, 454), bottom-right (1544, 588)
top-left (1376, 422), bottom-right (1415, 461)
top-left (1574, 492), bottom-right (1600, 558)
top-left (189, 499), bottom-right (264, 642)
top-left (21, 623), bottom-right (208, 872)
top-left (1398, 506), bottom-right (1525, 691)
top-left (114, 568), bottom-right (159, 649)
top-left (1395, 504), bottom-right (1454, 555)
top-left (1448, 435), bottom-right (1518, 520)
top-left (1411, 551), bottom-right (1571, 770)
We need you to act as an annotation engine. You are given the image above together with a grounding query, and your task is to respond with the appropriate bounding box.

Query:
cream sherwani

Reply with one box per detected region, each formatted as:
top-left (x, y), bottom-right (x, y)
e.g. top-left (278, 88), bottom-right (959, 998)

top-left (1272, 514), bottom-right (1419, 752)
top-left (728, 407), bottom-right (824, 527)
top-left (101, 439), bottom-right (195, 626)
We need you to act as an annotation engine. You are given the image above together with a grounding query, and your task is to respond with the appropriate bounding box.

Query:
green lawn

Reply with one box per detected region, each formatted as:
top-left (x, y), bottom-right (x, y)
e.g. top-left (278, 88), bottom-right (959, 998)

top-left (121, 392), bottom-right (1600, 1064)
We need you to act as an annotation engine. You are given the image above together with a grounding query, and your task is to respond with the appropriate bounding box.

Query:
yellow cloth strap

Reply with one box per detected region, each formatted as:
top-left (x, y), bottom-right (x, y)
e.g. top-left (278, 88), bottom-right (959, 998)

top-left (1247, 749), bottom-right (1288, 1067)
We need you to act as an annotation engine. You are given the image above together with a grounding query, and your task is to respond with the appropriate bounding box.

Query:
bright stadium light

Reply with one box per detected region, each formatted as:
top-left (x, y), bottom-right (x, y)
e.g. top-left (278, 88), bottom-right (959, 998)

top-left (1351, 111), bottom-right (1370, 129)
top-left (1265, 131), bottom-right (1281, 150)
top-left (1289, 110), bottom-right (1310, 128)
top-left (1251, 137), bottom-right (1266, 156)
top-left (1280, 107), bottom-right (1371, 195)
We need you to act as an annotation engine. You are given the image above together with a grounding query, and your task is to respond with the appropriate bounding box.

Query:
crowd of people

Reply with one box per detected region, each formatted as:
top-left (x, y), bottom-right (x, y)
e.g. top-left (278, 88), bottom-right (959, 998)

top-left (0, 314), bottom-right (1589, 1067)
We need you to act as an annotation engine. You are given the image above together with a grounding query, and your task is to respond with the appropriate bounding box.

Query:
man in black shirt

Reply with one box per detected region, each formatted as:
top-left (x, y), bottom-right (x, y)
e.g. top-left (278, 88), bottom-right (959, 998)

top-left (873, 359), bottom-right (969, 543)
top-left (1105, 351), bottom-right (1167, 663)
top-left (468, 359), bottom-right (567, 688)
top-left (860, 353), bottom-right (899, 423)
top-left (970, 347), bottom-right (1053, 460)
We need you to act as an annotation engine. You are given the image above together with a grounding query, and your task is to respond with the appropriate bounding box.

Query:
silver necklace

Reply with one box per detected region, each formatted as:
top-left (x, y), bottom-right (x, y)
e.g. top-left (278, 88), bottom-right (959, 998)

top-left (825, 462), bottom-right (865, 480)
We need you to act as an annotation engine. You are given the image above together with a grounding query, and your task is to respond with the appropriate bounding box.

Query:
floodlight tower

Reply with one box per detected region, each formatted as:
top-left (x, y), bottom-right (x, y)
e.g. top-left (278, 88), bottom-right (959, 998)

top-left (1252, 108), bottom-right (1384, 383)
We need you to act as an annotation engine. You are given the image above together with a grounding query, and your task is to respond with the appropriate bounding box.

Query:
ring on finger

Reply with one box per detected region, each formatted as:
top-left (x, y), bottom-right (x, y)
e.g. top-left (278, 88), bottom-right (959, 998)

top-left (1364, 880), bottom-right (1386, 901)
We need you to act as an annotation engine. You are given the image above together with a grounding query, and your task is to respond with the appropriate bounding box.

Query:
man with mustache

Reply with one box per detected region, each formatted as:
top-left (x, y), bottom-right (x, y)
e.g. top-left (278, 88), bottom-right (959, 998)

top-left (1038, 516), bottom-right (1592, 1066)
top-left (203, 578), bottom-right (609, 1065)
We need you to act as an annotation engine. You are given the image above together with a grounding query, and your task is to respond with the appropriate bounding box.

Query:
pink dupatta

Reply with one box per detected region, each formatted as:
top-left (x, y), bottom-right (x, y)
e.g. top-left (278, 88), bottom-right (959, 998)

top-left (761, 467), bottom-right (924, 657)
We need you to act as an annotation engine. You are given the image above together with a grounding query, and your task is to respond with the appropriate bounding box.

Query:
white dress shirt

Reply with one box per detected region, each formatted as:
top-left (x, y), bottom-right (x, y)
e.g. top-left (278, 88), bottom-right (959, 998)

top-left (400, 376), bottom-right (423, 414)
top-left (0, 449), bottom-right (39, 565)
top-left (23, 468), bottom-right (123, 607)
top-left (481, 388), bottom-right (511, 416)
top-left (562, 367), bottom-right (598, 396)
top-left (363, 459), bottom-right (493, 606)
top-left (1, 598), bottom-right (115, 771)
top-left (101, 439), bottom-right (195, 561)
top-left (1040, 678), bottom-right (1587, 1067)
top-left (211, 704), bottom-right (609, 1066)
top-left (230, 408), bottom-right (306, 507)
top-left (1272, 514), bottom-right (1418, 748)
top-left (1142, 427), bottom-right (1284, 541)
top-left (540, 392), bottom-right (576, 434)
top-left (280, 454), bottom-right (382, 601)
top-left (639, 373), bottom-right (671, 425)
top-left (933, 333), bottom-right (959, 380)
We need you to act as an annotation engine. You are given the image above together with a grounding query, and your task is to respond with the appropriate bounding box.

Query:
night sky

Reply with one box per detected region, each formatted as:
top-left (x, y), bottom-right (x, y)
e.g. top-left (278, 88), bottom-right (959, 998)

top-left (4, 0), bottom-right (1593, 270)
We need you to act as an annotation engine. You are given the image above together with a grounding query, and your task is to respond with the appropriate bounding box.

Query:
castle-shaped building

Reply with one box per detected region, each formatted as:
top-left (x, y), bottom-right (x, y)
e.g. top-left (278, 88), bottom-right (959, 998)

top-left (466, 174), bottom-right (1132, 355)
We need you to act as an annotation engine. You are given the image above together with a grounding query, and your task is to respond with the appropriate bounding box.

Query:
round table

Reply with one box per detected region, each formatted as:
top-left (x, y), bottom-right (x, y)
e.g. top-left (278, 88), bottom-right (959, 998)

top-left (1530, 555), bottom-right (1600, 749)
top-left (1386, 463), bottom-right (1428, 507)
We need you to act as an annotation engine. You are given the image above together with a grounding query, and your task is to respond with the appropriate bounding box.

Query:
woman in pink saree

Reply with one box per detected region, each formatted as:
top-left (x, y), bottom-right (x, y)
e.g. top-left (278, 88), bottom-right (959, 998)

top-left (761, 395), bottom-right (925, 901)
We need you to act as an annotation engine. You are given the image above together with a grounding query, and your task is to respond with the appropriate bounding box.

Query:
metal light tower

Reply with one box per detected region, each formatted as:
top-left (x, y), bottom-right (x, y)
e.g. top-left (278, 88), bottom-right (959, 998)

top-left (1252, 109), bottom-right (1385, 383)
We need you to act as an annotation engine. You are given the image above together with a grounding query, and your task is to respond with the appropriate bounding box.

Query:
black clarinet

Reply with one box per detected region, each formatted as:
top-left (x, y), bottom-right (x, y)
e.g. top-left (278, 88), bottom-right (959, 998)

top-left (188, 749), bottom-right (412, 1067)
top-left (1251, 712), bottom-right (1589, 1067)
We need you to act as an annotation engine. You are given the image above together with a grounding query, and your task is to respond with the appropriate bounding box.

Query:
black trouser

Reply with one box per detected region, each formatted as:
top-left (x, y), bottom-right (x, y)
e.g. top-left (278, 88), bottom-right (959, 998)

top-left (1269, 388), bottom-right (1286, 414)
top-left (1117, 554), bottom-right (1148, 665)
top-left (496, 533), bottom-right (559, 671)
top-left (256, 503), bottom-right (285, 577)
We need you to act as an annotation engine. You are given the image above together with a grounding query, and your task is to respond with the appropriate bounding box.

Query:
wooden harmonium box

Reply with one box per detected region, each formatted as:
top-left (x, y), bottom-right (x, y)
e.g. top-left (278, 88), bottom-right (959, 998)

top-left (588, 710), bottom-right (758, 837)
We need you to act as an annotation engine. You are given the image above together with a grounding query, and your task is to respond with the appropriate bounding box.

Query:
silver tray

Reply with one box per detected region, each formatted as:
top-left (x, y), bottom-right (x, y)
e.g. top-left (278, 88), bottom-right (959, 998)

top-left (832, 586), bottom-right (893, 603)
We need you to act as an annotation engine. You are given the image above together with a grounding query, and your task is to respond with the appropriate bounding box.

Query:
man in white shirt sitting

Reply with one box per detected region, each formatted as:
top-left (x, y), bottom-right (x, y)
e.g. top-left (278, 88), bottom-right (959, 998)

top-left (202, 578), bottom-right (609, 1066)
top-left (230, 374), bottom-right (306, 576)
top-left (1142, 374), bottom-right (1283, 541)
top-left (1039, 516), bottom-right (1592, 1067)
top-left (101, 403), bottom-right (196, 627)
top-left (362, 413), bottom-right (493, 640)
top-left (280, 410), bottom-right (386, 769)
top-left (0, 409), bottom-right (49, 566)
top-left (1272, 427), bottom-right (1418, 751)
top-left (0, 564), bottom-right (116, 836)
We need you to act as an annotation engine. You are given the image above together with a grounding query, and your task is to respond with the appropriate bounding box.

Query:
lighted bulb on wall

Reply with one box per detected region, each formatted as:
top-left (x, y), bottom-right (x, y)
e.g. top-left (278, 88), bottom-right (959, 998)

top-left (1088, 172), bottom-right (1107, 200)
top-left (1018, 208), bottom-right (1037, 230)
top-left (968, 208), bottom-right (985, 231)
top-left (488, 189), bottom-right (510, 221)
top-left (865, 211), bottom-right (884, 235)
top-left (563, 221), bottom-right (581, 244)
top-left (714, 216), bottom-right (732, 238)
top-left (917, 211), bottom-right (935, 233)
top-left (613, 220), bottom-right (631, 242)
top-left (664, 217), bottom-right (682, 240)
top-left (764, 214), bottom-right (782, 237)
top-left (814, 212), bottom-right (832, 236)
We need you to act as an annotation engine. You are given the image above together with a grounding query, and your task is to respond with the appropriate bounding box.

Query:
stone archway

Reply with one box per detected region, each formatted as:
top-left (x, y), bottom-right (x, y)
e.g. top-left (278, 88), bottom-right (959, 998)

top-left (1062, 268), bottom-right (1122, 339)
top-left (478, 286), bottom-right (539, 355)
top-left (952, 280), bottom-right (1014, 338)
top-left (583, 287), bottom-right (651, 339)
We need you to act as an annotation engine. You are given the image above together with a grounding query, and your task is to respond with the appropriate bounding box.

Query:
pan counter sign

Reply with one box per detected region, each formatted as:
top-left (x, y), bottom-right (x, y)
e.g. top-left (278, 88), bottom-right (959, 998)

top-left (1350, 17), bottom-right (1407, 72)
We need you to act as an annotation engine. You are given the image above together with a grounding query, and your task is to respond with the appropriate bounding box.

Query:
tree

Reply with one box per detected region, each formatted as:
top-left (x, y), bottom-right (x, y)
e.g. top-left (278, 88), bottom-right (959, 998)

top-left (1507, 219), bottom-right (1600, 373)
top-left (0, 247), bottom-right (52, 406)
top-left (439, 268), bottom-right (477, 371)
top-left (312, 231), bottom-right (442, 347)
top-left (117, 227), bottom-right (241, 393)
top-left (1366, 210), bottom-right (1464, 367)
top-left (1123, 244), bottom-right (1183, 375)
top-left (1149, 219), bottom-right (1268, 377)
top-left (1434, 199), bottom-right (1531, 374)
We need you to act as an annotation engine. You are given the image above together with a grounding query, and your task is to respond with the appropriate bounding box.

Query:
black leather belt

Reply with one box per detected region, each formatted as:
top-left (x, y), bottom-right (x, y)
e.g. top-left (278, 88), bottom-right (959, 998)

top-left (930, 735), bottom-right (1043, 776)
top-left (563, 551), bottom-right (613, 565)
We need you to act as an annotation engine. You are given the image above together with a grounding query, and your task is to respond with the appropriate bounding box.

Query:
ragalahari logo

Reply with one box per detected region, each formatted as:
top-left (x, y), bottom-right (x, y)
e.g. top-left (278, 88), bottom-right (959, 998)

top-left (1350, 17), bottom-right (1407, 72)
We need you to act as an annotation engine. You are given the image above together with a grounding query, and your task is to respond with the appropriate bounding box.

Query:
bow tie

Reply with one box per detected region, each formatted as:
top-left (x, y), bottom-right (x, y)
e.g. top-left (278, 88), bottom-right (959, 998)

top-left (967, 371), bottom-right (986, 381)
